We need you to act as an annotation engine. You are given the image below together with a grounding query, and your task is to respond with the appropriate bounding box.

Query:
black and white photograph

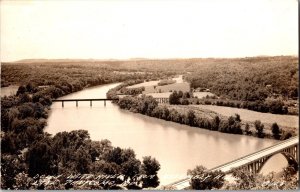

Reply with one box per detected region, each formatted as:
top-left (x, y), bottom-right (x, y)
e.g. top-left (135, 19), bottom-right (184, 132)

top-left (0, 0), bottom-right (299, 190)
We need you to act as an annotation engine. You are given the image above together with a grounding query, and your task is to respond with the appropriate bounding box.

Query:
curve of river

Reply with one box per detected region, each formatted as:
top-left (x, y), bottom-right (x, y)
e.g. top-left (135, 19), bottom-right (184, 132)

top-left (45, 83), bottom-right (287, 185)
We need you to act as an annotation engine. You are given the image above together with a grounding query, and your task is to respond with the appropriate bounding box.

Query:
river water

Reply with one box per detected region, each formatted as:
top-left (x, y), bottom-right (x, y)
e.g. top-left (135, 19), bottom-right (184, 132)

top-left (1, 85), bottom-right (18, 97)
top-left (45, 83), bottom-right (287, 185)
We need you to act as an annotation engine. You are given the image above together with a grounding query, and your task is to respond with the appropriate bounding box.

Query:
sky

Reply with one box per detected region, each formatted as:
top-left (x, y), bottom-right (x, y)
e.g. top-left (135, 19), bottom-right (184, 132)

top-left (0, 0), bottom-right (298, 62)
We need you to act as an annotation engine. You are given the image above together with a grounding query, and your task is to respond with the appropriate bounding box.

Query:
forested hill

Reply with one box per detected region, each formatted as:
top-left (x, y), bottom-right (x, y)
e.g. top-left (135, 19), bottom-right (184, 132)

top-left (184, 56), bottom-right (298, 100)
top-left (8, 56), bottom-right (297, 73)
top-left (7, 56), bottom-right (298, 71)
top-left (3, 56), bottom-right (298, 100)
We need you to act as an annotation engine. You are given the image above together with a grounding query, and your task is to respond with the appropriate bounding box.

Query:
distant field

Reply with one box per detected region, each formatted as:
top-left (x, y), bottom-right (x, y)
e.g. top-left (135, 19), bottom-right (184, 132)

top-left (127, 80), bottom-right (160, 88)
top-left (164, 104), bottom-right (223, 120)
top-left (192, 105), bottom-right (299, 129)
top-left (145, 92), bottom-right (171, 98)
top-left (127, 75), bottom-right (190, 94)
top-left (143, 82), bottom-right (190, 94)
top-left (162, 104), bottom-right (298, 135)
top-left (193, 92), bottom-right (215, 98)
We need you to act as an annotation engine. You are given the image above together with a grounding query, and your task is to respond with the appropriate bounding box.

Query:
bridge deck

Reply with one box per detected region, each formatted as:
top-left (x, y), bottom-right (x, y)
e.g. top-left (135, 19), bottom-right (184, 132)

top-left (52, 98), bottom-right (118, 102)
top-left (211, 136), bottom-right (298, 172)
top-left (169, 137), bottom-right (299, 190)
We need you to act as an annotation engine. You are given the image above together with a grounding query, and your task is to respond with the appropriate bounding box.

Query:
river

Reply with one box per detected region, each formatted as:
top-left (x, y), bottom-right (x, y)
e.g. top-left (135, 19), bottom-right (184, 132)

top-left (1, 85), bottom-right (19, 97)
top-left (45, 83), bottom-right (287, 185)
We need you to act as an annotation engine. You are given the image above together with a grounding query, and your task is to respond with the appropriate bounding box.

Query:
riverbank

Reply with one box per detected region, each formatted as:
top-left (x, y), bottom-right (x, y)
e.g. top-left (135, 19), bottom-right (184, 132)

top-left (163, 104), bottom-right (298, 136)
top-left (116, 95), bottom-right (296, 140)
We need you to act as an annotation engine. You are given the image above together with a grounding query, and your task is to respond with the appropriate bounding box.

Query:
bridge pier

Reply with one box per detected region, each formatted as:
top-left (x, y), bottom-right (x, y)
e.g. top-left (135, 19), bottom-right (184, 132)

top-left (62, 101), bottom-right (64, 107)
top-left (90, 100), bottom-right (92, 107)
top-left (104, 100), bottom-right (106, 106)
top-left (76, 101), bottom-right (78, 107)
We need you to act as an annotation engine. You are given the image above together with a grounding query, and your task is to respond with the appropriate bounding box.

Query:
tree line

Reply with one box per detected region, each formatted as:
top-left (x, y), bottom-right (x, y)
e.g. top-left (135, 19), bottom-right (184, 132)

top-left (168, 91), bottom-right (294, 115)
top-left (116, 95), bottom-right (294, 140)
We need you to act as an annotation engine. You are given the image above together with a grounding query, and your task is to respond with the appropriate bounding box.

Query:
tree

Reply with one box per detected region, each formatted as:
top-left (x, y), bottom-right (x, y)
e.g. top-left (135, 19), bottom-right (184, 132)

top-left (91, 160), bottom-right (120, 175)
top-left (187, 165), bottom-right (225, 190)
top-left (27, 140), bottom-right (57, 177)
top-left (169, 91), bottom-right (180, 105)
top-left (254, 120), bottom-right (264, 138)
top-left (121, 158), bottom-right (141, 183)
top-left (187, 110), bottom-right (196, 126)
top-left (25, 82), bottom-right (36, 93)
top-left (181, 99), bottom-right (189, 105)
top-left (19, 93), bottom-right (32, 103)
top-left (271, 122), bottom-right (281, 140)
top-left (267, 99), bottom-right (285, 114)
top-left (74, 146), bottom-right (92, 174)
top-left (230, 168), bottom-right (257, 190)
top-left (178, 91), bottom-right (183, 98)
top-left (18, 104), bottom-right (34, 119)
top-left (211, 116), bottom-right (221, 131)
top-left (104, 147), bottom-right (123, 165)
top-left (1, 132), bottom-right (17, 154)
top-left (16, 85), bottom-right (26, 96)
top-left (281, 131), bottom-right (293, 140)
top-left (234, 113), bottom-right (241, 122)
top-left (141, 156), bottom-right (160, 188)
top-left (245, 123), bottom-right (251, 135)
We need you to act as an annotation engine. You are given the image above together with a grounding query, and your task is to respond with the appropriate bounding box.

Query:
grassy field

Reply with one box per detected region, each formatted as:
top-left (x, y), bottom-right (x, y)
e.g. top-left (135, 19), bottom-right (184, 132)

top-left (127, 75), bottom-right (190, 94)
top-left (193, 105), bottom-right (298, 129)
top-left (143, 82), bottom-right (190, 94)
top-left (127, 80), bottom-right (160, 88)
top-left (161, 104), bottom-right (298, 135)
top-left (193, 92), bottom-right (215, 99)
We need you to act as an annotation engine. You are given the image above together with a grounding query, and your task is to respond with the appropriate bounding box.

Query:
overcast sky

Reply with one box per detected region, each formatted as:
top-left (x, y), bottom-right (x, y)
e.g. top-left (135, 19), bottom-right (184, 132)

top-left (1, 0), bottom-right (298, 62)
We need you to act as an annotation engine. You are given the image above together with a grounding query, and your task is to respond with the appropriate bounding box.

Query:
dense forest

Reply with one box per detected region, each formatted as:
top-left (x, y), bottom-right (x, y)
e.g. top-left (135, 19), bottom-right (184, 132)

top-left (29, 56), bottom-right (297, 115)
top-left (184, 56), bottom-right (298, 114)
top-left (1, 62), bottom-right (175, 87)
top-left (6, 56), bottom-right (297, 102)
top-left (1, 63), bottom-right (167, 189)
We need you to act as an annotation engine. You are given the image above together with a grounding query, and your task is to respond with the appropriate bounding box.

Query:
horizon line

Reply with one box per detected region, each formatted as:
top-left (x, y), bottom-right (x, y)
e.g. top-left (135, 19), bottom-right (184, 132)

top-left (2, 54), bottom-right (298, 63)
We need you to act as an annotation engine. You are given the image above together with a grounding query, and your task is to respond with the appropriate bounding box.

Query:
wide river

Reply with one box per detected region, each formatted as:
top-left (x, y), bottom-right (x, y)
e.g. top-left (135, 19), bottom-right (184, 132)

top-left (45, 83), bottom-right (287, 185)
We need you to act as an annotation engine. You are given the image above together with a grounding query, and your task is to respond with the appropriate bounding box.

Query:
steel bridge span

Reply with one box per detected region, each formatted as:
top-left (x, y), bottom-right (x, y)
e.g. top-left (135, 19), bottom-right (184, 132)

top-left (52, 98), bottom-right (118, 107)
top-left (168, 137), bottom-right (299, 190)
